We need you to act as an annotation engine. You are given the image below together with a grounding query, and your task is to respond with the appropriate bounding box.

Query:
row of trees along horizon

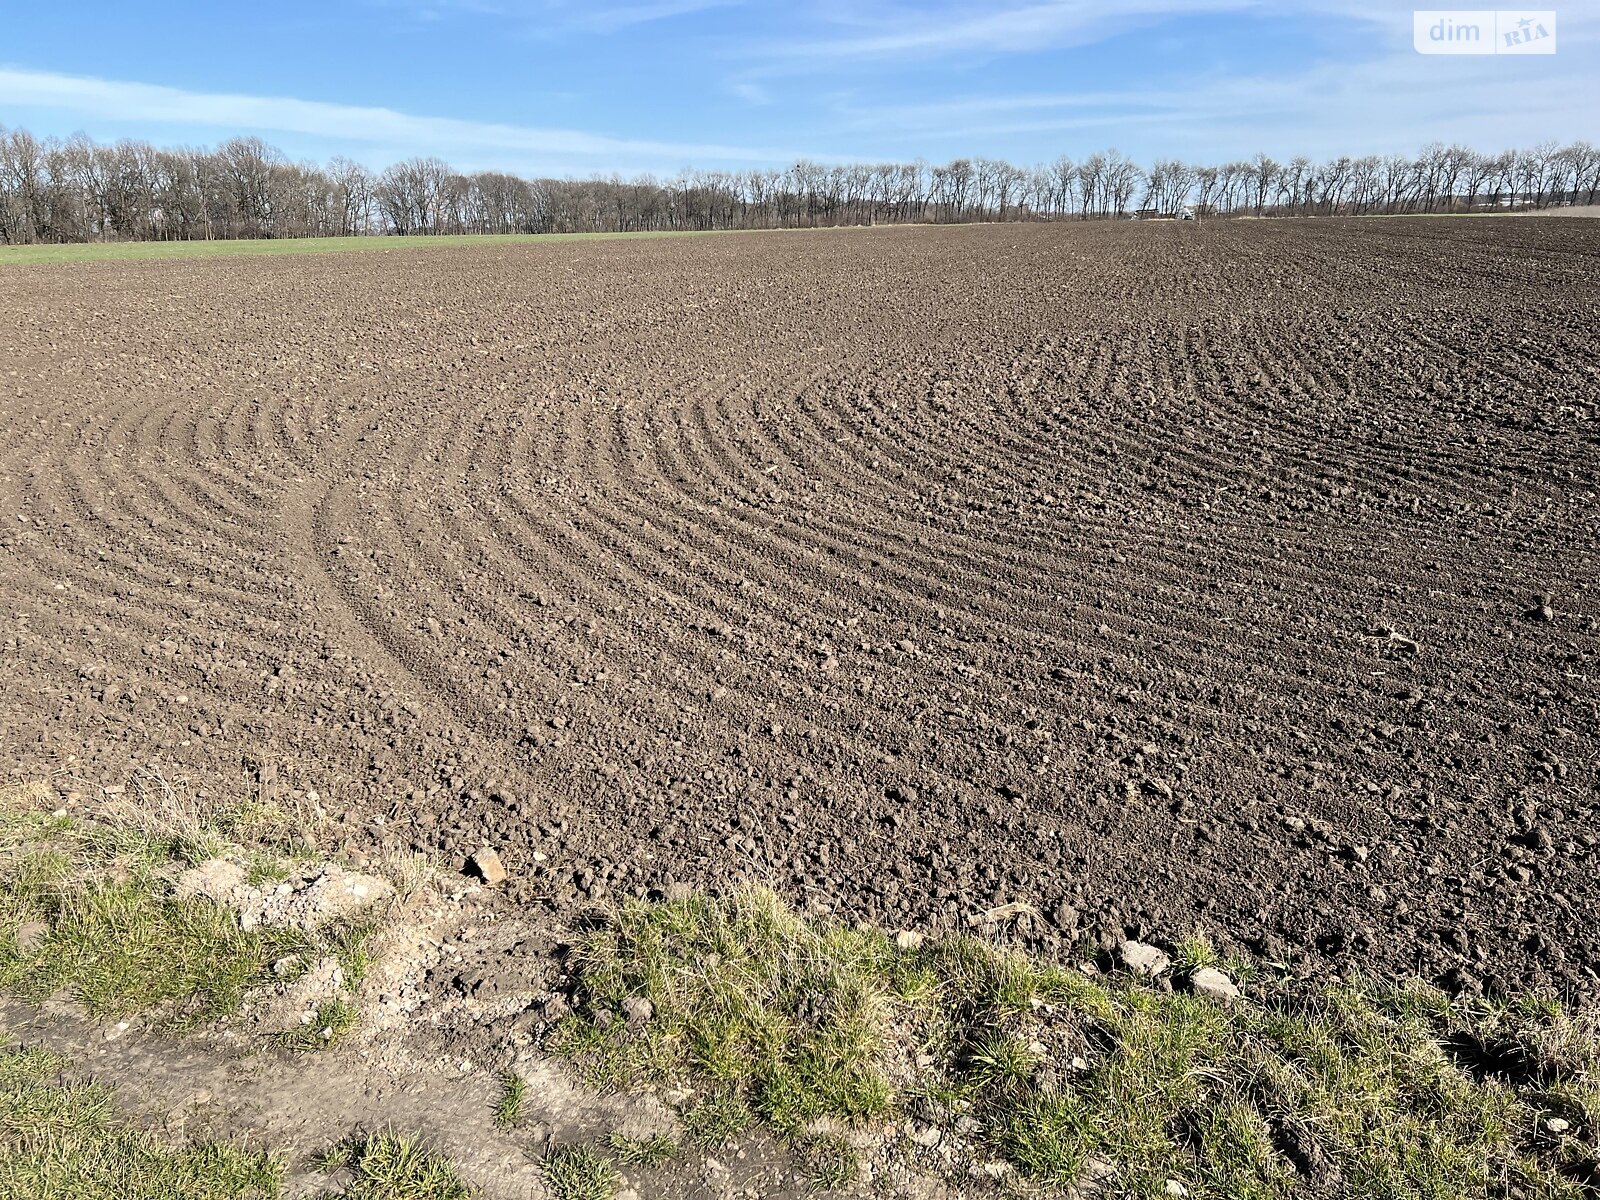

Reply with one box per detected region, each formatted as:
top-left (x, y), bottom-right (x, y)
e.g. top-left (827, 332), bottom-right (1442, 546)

top-left (1, 125), bottom-right (1597, 245)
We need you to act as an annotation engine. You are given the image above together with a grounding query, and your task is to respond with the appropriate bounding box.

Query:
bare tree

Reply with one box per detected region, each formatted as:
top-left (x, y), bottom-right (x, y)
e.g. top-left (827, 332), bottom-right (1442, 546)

top-left (1102, 150), bottom-right (1142, 216)
top-left (0, 124), bottom-right (1587, 246)
top-left (1248, 153), bottom-right (1280, 216)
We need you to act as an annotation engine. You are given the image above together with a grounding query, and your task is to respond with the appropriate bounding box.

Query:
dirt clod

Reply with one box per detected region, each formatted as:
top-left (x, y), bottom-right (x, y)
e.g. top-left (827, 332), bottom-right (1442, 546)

top-left (468, 848), bottom-right (508, 886)
top-left (175, 858), bottom-right (390, 933)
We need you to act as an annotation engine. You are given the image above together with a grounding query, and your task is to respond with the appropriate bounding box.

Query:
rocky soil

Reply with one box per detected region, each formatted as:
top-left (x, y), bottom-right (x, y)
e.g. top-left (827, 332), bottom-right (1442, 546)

top-left (1, 219), bottom-right (1597, 996)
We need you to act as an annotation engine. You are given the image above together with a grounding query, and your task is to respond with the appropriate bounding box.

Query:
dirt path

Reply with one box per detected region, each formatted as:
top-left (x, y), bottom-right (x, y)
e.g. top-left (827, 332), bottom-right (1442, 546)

top-left (2, 998), bottom-right (801, 1199)
top-left (4, 1000), bottom-right (545, 1197)
top-left (1, 219), bottom-right (1596, 996)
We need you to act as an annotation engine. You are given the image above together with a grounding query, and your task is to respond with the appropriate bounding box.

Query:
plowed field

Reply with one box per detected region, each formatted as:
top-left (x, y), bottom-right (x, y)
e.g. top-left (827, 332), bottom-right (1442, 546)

top-left (3, 219), bottom-right (1597, 994)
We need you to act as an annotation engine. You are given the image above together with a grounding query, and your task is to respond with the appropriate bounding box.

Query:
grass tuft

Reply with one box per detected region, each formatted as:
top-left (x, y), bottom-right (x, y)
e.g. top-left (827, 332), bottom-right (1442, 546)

top-left (605, 1130), bottom-right (679, 1167)
top-left (274, 998), bottom-right (360, 1053)
top-left (795, 1132), bottom-right (859, 1191)
top-left (1173, 931), bottom-right (1220, 972)
top-left (679, 1087), bottom-right (754, 1147)
top-left (318, 1130), bottom-right (472, 1199)
top-left (492, 1071), bottom-right (526, 1129)
top-left (538, 1144), bottom-right (617, 1200)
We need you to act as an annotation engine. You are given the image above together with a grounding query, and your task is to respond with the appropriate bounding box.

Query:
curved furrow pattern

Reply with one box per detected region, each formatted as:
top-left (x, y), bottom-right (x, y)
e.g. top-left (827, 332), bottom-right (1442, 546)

top-left (678, 362), bottom-right (1385, 729)
top-left (4, 218), bottom-right (1598, 1000)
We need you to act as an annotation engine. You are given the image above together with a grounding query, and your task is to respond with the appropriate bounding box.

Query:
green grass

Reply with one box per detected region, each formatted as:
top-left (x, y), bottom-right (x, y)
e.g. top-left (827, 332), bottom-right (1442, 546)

top-left (0, 823), bottom-right (321, 1022)
top-left (0, 1043), bottom-right (283, 1199)
top-left (552, 888), bottom-right (1600, 1199)
top-left (605, 1130), bottom-right (679, 1167)
top-left (1, 874), bottom-right (319, 1022)
top-left (492, 1071), bottom-right (526, 1129)
top-left (678, 1087), bottom-right (754, 1147)
top-left (552, 889), bottom-right (902, 1135)
top-left (0, 781), bottom-right (374, 1035)
top-left (273, 998), bottom-right (360, 1053)
top-left (317, 1131), bottom-right (472, 1200)
top-left (0, 227), bottom-right (816, 266)
top-left (538, 1144), bottom-right (617, 1200)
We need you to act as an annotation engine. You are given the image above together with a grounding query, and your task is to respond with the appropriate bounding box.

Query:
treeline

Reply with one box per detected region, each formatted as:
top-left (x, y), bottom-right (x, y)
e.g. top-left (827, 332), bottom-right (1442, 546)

top-left (1, 125), bottom-right (1597, 244)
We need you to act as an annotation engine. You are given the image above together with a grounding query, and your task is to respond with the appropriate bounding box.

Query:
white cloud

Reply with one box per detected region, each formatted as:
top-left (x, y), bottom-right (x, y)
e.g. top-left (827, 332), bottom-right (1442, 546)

top-left (0, 66), bottom-right (791, 169)
top-left (745, 0), bottom-right (1261, 64)
top-left (571, 0), bottom-right (741, 33)
top-left (828, 46), bottom-right (1597, 160)
top-left (374, 0), bottom-right (740, 35)
top-left (727, 80), bottom-right (771, 105)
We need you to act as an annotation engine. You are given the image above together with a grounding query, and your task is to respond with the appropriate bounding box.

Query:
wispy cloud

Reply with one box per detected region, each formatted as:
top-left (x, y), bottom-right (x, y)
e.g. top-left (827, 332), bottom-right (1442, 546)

top-left (0, 67), bottom-right (795, 170)
top-left (826, 45), bottom-right (1598, 160)
top-left (743, 0), bottom-right (1259, 65)
top-left (5, 2), bottom-right (1591, 174)
top-left (375, 0), bottom-right (740, 35)
top-left (572, 0), bottom-right (741, 34)
top-left (727, 80), bottom-right (771, 105)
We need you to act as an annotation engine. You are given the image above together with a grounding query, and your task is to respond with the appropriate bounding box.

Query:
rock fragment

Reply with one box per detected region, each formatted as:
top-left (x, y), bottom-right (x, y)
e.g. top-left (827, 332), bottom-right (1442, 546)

top-left (1118, 940), bottom-right (1171, 976)
top-left (1187, 967), bottom-right (1241, 1003)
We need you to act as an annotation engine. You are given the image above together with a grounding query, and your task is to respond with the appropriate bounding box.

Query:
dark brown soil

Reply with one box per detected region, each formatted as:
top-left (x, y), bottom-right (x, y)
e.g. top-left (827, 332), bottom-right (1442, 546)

top-left (3, 219), bottom-right (1597, 996)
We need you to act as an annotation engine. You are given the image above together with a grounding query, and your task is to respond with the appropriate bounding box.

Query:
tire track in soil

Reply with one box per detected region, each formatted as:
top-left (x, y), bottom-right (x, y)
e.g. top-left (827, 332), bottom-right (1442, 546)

top-left (279, 424), bottom-right (534, 789)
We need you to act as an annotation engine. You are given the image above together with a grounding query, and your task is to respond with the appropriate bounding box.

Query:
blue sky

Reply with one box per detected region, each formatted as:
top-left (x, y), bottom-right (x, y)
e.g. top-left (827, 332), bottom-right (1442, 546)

top-left (1, 1), bottom-right (1593, 176)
